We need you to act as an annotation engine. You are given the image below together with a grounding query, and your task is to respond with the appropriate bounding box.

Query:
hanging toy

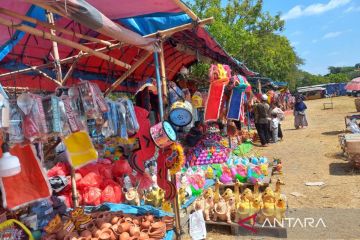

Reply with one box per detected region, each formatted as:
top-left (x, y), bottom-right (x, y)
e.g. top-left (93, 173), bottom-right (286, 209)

top-left (166, 143), bottom-right (185, 175)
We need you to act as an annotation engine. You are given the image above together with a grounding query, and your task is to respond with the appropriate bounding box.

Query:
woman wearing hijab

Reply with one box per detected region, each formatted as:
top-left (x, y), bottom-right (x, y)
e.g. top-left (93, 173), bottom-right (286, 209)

top-left (294, 96), bottom-right (308, 129)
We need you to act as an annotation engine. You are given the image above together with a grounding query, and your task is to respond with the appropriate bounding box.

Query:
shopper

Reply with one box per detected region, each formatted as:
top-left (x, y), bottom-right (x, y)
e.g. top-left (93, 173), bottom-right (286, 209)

top-left (185, 121), bottom-right (204, 147)
top-left (254, 94), bottom-right (270, 147)
top-left (294, 96), bottom-right (308, 129)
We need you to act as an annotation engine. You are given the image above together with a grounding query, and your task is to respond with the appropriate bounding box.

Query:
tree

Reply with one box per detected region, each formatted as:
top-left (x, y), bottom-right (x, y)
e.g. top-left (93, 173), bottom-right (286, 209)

top-left (186, 0), bottom-right (302, 89)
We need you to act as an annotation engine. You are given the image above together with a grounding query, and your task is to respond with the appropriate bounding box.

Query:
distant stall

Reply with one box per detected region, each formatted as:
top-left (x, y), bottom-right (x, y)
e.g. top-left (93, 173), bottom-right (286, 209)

top-left (297, 86), bottom-right (326, 100)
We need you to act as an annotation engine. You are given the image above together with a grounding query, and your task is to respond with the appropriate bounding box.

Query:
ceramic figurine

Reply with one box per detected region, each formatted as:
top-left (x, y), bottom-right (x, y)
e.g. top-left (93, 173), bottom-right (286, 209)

top-left (234, 180), bottom-right (242, 206)
top-left (205, 166), bottom-right (214, 179)
top-left (213, 198), bottom-right (231, 224)
top-left (253, 182), bottom-right (263, 203)
top-left (235, 188), bottom-right (253, 223)
top-left (274, 179), bottom-right (285, 200)
top-left (257, 187), bottom-right (276, 224)
top-left (214, 179), bottom-right (222, 204)
top-left (178, 187), bottom-right (187, 206)
top-left (275, 196), bottom-right (287, 222)
top-left (124, 188), bottom-right (140, 206)
top-left (222, 188), bottom-right (236, 221)
top-left (144, 187), bottom-right (165, 208)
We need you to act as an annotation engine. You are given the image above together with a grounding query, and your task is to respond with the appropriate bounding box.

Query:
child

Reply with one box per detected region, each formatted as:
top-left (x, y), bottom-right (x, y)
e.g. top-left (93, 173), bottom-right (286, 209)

top-left (271, 102), bottom-right (285, 140)
top-left (270, 112), bottom-right (280, 143)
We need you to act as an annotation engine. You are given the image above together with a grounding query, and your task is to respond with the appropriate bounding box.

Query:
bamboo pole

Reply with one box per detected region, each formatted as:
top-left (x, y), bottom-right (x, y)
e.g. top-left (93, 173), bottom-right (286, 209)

top-left (159, 41), bottom-right (168, 101)
top-left (62, 51), bottom-right (83, 85)
top-left (33, 68), bottom-right (62, 86)
top-left (157, 17), bottom-right (214, 38)
top-left (171, 0), bottom-right (198, 21)
top-left (0, 8), bottom-right (112, 46)
top-left (154, 52), bottom-right (164, 120)
top-left (104, 52), bottom-right (152, 96)
top-left (46, 11), bottom-right (63, 83)
top-left (0, 16), bottom-right (131, 70)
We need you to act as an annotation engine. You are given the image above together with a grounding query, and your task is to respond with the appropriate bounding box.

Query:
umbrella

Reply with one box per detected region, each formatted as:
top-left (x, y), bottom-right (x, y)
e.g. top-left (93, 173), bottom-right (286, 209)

top-left (345, 77), bottom-right (360, 91)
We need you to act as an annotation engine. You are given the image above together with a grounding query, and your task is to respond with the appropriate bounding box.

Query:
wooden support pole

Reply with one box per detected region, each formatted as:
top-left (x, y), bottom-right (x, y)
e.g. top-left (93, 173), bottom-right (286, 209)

top-left (33, 68), bottom-right (62, 86)
top-left (46, 11), bottom-right (63, 83)
top-left (62, 51), bottom-right (83, 85)
top-left (156, 17), bottom-right (214, 38)
top-left (0, 16), bottom-right (131, 70)
top-left (104, 52), bottom-right (152, 96)
top-left (159, 41), bottom-right (168, 102)
top-left (0, 8), bottom-right (112, 46)
top-left (171, 0), bottom-right (198, 21)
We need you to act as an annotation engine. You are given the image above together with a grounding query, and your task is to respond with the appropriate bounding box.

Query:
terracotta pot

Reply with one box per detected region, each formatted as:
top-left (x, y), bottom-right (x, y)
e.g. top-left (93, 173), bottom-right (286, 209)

top-left (63, 232), bottom-right (78, 240)
top-left (145, 215), bottom-right (154, 223)
top-left (100, 222), bottom-right (112, 230)
top-left (80, 230), bottom-right (93, 238)
top-left (96, 219), bottom-right (106, 229)
top-left (148, 222), bottom-right (166, 239)
top-left (93, 228), bottom-right (103, 238)
top-left (77, 237), bottom-right (90, 240)
top-left (43, 234), bottom-right (57, 240)
top-left (132, 217), bottom-right (140, 226)
top-left (111, 224), bottom-right (121, 237)
top-left (86, 222), bottom-right (97, 233)
top-left (139, 230), bottom-right (149, 240)
top-left (119, 232), bottom-right (130, 240)
top-left (129, 225), bottom-right (140, 237)
top-left (118, 221), bottom-right (131, 233)
top-left (141, 220), bottom-right (151, 230)
top-left (111, 216), bottom-right (119, 225)
top-left (99, 229), bottom-right (112, 240)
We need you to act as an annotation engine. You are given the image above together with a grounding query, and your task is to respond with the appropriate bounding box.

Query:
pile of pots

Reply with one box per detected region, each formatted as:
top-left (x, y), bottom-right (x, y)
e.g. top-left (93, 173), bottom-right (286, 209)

top-left (42, 211), bottom-right (174, 240)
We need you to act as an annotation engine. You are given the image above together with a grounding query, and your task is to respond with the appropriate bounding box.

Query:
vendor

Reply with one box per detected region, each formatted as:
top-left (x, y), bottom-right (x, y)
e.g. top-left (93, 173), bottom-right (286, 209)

top-left (185, 121), bottom-right (204, 147)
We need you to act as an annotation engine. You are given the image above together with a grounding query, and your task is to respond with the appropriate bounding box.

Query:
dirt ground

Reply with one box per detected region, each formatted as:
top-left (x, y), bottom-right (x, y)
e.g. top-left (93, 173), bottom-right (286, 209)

top-left (184, 96), bottom-right (360, 239)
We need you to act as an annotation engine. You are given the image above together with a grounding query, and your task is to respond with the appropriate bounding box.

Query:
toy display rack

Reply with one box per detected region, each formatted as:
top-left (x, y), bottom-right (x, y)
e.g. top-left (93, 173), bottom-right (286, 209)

top-left (220, 167), bottom-right (273, 189)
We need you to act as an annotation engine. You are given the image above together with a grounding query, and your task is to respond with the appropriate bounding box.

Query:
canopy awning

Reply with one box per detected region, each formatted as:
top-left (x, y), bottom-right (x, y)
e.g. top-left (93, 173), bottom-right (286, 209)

top-left (0, 0), bottom-right (254, 92)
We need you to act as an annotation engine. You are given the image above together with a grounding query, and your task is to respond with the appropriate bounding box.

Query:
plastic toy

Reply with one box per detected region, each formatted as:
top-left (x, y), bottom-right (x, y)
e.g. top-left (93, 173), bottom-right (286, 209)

top-left (219, 165), bottom-right (233, 184)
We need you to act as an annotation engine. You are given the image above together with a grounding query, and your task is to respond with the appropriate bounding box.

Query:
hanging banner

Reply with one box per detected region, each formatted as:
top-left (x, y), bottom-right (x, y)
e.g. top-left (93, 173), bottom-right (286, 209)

top-left (227, 86), bottom-right (244, 120)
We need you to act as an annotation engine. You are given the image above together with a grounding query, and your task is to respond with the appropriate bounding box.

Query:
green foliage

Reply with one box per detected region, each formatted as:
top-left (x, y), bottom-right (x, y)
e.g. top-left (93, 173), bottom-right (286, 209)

top-left (187, 0), bottom-right (301, 88)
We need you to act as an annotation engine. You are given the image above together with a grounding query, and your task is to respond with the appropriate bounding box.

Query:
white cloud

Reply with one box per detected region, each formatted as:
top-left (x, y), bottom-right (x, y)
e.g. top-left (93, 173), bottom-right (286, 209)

top-left (281, 0), bottom-right (352, 20)
top-left (344, 6), bottom-right (360, 12)
top-left (323, 31), bottom-right (343, 39)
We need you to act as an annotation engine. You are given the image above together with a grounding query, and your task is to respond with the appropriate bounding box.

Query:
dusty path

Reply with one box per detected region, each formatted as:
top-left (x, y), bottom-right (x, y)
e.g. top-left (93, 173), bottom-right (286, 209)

top-left (257, 96), bottom-right (360, 209)
top-left (187, 96), bottom-right (360, 239)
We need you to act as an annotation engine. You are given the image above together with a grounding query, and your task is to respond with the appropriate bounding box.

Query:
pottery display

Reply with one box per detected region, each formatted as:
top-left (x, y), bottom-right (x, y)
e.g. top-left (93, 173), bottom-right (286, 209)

top-left (42, 211), bottom-right (174, 240)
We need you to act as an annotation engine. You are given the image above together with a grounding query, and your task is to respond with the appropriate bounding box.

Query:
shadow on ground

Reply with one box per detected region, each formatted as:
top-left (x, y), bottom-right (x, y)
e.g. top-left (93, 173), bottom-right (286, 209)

top-left (324, 152), bottom-right (347, 160)
top-left (322, 130), bottom-right (344, 136)
top-left (329, 162), bottom-right (360, 176)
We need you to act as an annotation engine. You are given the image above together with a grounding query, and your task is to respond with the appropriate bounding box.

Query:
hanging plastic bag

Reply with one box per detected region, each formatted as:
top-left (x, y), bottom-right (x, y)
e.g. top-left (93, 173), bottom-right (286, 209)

top-left (9, 101), bottom-right (24, 144)
top-left (82, 187), bottom-right (102, 206)
top-left (42, 95), bottom-right (62, 134)
top-left (0, 86), bottom-right (9, 128)
top-left (63, 131), bottom-right (98, 169)
top-left (120, 98), bottom-right (139, 136)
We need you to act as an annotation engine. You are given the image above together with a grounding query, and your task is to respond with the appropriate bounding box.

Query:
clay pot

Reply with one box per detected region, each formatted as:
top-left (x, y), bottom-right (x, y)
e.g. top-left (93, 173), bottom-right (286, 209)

top-left (96, 219), bottom-right (106, 229)
top-left (139, 230), bottom-right (149, 240)
top-left (148, 221), bottom-right (166, 239)
top-left (129, 225), bottom-right (140, 237)
top-left (86, 222), bottom-right (97, 233)
top-left (63, 232), bottom-right (78, 240)
top-left (132, 217), bottom-right (140, 226)
top-left (100, 222), bottom-right (112, 230)
top-left (42, 234), bottom-right (57, 240)
top-left (99, 229), bottom-right (112, 240)
top-left (77, 237), bottom-right (90, 240)
top-left (118, 221), bottom-right (131, 233)
top-left (119, 232), bottom-right (130, 240)
top-left (141, 220), bottom-right (151, 230)
top-left (111, 224), bottom-right (121, 237)
top-left (80, 230), bottom-right (93, 238)
top-left (93, 228), bottom-right (103, 238)
top-left (111, 216), bottom-right (119, 225)
top-left (145, 215), bottom-right (154, 223)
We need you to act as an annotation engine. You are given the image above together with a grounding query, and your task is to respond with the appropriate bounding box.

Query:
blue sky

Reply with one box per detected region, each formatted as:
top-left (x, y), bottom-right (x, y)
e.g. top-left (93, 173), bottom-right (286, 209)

top-left (263, 0), bottom-right (360, 75)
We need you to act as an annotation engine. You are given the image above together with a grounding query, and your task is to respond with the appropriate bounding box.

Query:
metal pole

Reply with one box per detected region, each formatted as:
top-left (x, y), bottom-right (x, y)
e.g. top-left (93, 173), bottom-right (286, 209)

top-left (154, 52), bottom-right (164, 120)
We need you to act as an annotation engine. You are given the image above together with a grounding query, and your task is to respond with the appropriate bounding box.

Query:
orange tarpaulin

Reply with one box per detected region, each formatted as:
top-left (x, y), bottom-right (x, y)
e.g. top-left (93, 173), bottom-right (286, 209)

top-left (0, 144), bottom-right (51, 209)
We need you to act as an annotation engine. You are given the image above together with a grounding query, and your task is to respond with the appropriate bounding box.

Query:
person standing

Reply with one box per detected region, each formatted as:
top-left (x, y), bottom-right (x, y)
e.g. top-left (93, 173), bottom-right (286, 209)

top-left (294, 96), bottom-right (308, 129)
top-left (270, 112), bottom-right (280, 143)
top-left (271, 102), bottom-right (285, 140)
top-left (254, 94), bottom-right (270, 147)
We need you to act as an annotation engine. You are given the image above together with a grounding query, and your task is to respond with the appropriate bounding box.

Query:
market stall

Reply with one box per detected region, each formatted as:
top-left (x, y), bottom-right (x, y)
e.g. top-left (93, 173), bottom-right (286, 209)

top-left (0, 1), bottom-right (263, 240)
